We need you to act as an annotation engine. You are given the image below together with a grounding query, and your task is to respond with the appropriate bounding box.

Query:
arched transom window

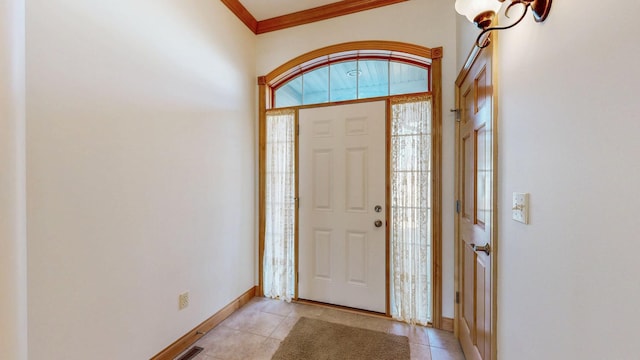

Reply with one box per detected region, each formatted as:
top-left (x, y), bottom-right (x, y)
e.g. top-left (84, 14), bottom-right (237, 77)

top-left (271, 50), bottom-right (431, 108)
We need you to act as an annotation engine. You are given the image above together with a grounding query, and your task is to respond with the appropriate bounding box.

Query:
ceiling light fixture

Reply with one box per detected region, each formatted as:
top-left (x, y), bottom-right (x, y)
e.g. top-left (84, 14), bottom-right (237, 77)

top-left (346, 69), bottom-right (362, 77)
top-left (455, 0), bottom-right (552, 48)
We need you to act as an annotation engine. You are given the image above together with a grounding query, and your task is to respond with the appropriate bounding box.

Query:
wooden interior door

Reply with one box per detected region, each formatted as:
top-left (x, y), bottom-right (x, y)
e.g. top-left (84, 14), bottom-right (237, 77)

top-left (457, 42), bottom-right (495, 360)
top-left (298, 101), bottom-right (386, 313)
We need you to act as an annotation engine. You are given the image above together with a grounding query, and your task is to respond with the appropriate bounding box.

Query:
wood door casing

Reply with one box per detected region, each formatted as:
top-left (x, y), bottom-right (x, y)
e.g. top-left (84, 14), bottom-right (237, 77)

top-left (456, 39), bottom-right (496, 360)
top-left (258, 42), bottom-right (444, 326)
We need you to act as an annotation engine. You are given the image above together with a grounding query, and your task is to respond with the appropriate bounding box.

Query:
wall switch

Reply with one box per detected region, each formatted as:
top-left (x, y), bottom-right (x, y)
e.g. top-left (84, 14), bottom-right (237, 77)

top-left (179, 292), bottom-right (190, 310)
top-left (512, 193), bottom-right (529, 224)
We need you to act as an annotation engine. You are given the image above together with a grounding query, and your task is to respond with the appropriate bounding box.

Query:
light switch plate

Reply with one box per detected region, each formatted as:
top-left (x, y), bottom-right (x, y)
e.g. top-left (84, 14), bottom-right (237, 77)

top-left (512, 193), bottom-right (529, 224)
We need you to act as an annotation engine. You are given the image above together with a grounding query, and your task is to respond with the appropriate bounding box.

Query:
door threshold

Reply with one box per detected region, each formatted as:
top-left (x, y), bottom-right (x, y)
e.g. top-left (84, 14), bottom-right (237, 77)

top-left (294, 298), bottom-right (389, 319)
top-left (294, 298), bottom-right (434, 328)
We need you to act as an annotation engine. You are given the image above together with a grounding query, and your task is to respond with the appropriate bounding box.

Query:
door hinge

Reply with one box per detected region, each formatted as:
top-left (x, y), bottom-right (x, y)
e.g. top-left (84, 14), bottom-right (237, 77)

top-left (296, 197), bottom-right (300, 209)
top-left (456, 291), bottom-right (460, 304)
top-left (456, 200), bottom-right (460, 214)
top-left (450, 108), bottom-right (461, 122)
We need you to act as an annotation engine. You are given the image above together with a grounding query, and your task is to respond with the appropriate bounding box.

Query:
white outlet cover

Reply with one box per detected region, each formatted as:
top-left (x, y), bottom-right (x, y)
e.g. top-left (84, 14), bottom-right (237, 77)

top-left (512, 192), bottom-right (529, 224)
top-left (179, 292), bottom-right (190, 310)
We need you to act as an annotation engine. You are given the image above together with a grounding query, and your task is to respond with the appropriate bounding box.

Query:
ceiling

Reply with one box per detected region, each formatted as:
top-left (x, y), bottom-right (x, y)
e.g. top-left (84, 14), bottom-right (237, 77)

top-left (222, 0), bottom-right (408, 34)
top-left (239, 0), bottom-right (338, 21)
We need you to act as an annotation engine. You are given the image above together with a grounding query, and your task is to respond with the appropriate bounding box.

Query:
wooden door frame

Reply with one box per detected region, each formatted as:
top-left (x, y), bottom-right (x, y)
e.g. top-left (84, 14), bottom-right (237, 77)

top-left (258, 41), bottom-right (444, 327)
top-left (454, 37), bottom-right (499, 357)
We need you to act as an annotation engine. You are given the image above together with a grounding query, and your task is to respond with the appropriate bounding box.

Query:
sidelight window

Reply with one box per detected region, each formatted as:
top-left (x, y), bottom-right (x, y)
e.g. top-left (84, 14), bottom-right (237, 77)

top-left (263, 109), bottom-right (296, 301)
top-left (390, 95), bottom-right (433, 325)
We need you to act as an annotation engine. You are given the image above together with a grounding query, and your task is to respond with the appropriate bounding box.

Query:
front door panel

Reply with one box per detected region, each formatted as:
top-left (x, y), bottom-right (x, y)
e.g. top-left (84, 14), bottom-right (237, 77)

top-left (298, 101), bottom-right (386, 313)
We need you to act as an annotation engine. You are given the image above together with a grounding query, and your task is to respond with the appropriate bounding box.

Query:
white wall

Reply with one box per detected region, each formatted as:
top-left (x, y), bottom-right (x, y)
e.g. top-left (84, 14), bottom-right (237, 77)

top-left (458, 1), bottom-right (640, 358)
top-left (455, 14), bottom-right (477, 72)
top-left (0, 0), bottom-right (27, 359)
top-left (257, 0), bottom-right (458, 318)
top-left (26, 1), bottom-right (256, 359)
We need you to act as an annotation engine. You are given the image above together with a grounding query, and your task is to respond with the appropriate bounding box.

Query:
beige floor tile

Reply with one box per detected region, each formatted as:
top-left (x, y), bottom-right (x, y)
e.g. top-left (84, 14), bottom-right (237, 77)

top-left (197, 326), bottom-right (267, 360)
top-left (247, 337), bottom-right (282, 360)
top-left (355, 314), bottom-right (395, 333)
top-left (430, 346), bottom-right (466, 360)
top-left (240, 297), bottom-right (270, 312)
top-left (388, 322), bottom-right (430, 346)
top-left (410, 343), bottom-right (433, 360)
top-left (221, 306), bottom-right (285, 337)
top-left (259, 299), bottom-right (294, 317)
top-left (428, 328), bottom-right (462, 352)
top-left (286, 302), bottom-right (325, 319)
top-left (320, 307), bottom-right (363, 327)
top-left (269, 315), bottom-right (299, 340)
top-left (189, 298), bottom-right (463, 360)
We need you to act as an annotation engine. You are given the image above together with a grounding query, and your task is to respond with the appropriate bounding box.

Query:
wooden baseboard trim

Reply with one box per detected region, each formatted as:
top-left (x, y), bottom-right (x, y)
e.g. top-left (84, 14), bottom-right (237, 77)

top-left (150, 286), bottom-right (257, 360)
top-left (441, 317), bottom-right (454, 332)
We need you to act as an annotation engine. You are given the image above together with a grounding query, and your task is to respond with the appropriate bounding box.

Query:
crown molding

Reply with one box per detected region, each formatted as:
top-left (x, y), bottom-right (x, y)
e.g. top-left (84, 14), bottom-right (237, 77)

top-left (221, 0), bottom-right (408, 35)
top-left (220, 0), bottom-right (258, 33)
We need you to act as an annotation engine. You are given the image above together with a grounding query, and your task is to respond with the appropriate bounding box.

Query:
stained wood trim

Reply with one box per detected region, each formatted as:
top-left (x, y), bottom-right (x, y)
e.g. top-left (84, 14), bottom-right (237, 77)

top-left (385, 99), bottom-right (391, 317)
top-left (220, 0), bottom-right (258, 33)
top-left (265, 42), bottom-right (438, 85)
top-left (453, 34), bottom-right (489, 338)
top-left (258, 80), bottom-right (267, 297)
top-left (431, 55), bottom-right (443, 330)
top-left (454, 32), bottom-right (499, 359)
top-left (441, 317), bottom-right (454, 332)
top-left (453, 84), bottom-right (461, 338)
top-left (294, 109), bottom-right (300, 300)
top-left (267, 92), bottom-right (430, 113)
top-left (150, 286), bottom-right (257, 360)
top-left (490, 31), bottom-right (500, 360)
top-left (259, 41), bottom-right (444, 330)
top-left (455, 36), bottom-right (487, 87)
top-left (221, 0), bottom-right (407, 35)
top-left (256, 0), bottom-right (408, 34)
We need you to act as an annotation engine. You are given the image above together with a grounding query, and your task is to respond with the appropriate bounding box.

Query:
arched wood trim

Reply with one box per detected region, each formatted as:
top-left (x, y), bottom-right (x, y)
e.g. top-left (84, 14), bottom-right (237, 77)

top-left (264, 41), bottom-right (443, 85)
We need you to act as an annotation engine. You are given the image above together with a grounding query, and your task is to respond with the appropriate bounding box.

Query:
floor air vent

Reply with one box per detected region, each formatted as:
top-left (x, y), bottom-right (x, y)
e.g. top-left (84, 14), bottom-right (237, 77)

top-left (175, 346), bottom-right (204, 360)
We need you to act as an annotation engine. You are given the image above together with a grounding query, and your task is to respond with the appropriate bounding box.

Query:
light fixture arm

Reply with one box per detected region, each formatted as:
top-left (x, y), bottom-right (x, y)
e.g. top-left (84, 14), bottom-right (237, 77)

top-left (473, 0), bottom-right (552, 49)
top-left (475, 1), bottom-right (530, 48)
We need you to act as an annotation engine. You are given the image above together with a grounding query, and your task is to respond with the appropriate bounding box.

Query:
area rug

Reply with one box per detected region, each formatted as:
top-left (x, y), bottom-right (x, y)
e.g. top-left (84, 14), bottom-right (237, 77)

top-left (271, 317), bottom-right (410, 360)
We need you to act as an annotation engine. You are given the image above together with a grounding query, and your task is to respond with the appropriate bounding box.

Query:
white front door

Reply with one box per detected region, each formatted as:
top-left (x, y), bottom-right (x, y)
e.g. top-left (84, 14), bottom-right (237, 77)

top-left (298, 101), bottom-right (386, 313)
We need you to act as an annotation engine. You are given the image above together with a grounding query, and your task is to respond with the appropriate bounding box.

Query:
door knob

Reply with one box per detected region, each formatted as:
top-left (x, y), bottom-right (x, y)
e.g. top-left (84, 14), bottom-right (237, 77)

top-left (374, 220), bottom-right (383, 228)
top-left (471, 243), bottom-right (491, 255)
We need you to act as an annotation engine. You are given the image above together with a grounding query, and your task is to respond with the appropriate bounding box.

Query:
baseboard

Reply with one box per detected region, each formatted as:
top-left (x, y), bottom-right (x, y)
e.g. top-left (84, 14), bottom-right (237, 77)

top-left (441, 317), bottom-right (454, 332)
top-left (150, 286), bottom-right (257, 360)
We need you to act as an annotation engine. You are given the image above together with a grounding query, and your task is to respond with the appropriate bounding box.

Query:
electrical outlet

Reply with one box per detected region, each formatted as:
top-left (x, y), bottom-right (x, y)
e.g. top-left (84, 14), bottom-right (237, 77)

top-left (179, 292), bottom-right (189, 310)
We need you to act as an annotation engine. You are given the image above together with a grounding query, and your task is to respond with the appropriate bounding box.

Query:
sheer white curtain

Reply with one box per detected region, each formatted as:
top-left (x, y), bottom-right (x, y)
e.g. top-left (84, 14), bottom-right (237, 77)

top-left (390, 95), bottom-right (433, 325)
top-left (263, 109), bottom-right (296, 301)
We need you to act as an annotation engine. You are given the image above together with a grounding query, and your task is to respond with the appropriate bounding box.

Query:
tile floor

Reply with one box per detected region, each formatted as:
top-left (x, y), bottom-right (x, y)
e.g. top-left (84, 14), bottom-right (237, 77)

top-left (182, 297), bottom-right (466, 360)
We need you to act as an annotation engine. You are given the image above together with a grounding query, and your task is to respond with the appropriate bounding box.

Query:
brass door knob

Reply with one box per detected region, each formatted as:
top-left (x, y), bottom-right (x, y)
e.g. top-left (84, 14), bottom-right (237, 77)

top-left (471, 243), bottom-right (491, 255)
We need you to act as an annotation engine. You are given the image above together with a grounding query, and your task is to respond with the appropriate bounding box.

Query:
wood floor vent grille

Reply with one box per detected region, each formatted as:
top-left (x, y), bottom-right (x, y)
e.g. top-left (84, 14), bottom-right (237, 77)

top-left (175, 346), bottom-right (204, 360)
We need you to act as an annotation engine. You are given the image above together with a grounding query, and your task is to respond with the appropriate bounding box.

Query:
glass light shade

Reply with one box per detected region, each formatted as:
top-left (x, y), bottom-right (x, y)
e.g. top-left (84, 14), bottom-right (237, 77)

top-left (455, 0), bottom-right (502, 24)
